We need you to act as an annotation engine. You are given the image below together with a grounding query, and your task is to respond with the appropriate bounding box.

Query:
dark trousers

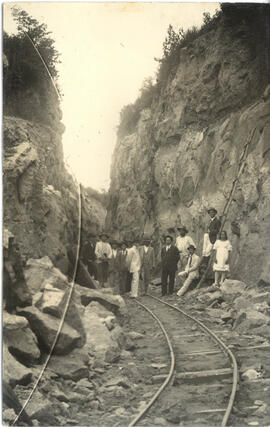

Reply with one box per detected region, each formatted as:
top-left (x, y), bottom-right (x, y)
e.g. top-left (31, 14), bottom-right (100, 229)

top-left (87, 261), bottom-right (98, 280)
top-left (126, 271), bottom-right (132, 293)
top-left (161, 268), bottom-right (176, 295)
top-left (119, 271), bottom-right (128, 295)
top-left (97, 261), bottom-right (109, 284)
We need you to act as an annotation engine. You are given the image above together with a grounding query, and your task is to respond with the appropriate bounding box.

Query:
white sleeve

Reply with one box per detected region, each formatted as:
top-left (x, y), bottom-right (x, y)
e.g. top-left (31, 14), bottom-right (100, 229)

top-left (213, 240), bottom-right (218, 250)
top-left (107, 243), bottom-right (112, 259)
top-left (95, 242), bottom-right (102, 259)
top-left (227, 241), bottom-right (232, 251)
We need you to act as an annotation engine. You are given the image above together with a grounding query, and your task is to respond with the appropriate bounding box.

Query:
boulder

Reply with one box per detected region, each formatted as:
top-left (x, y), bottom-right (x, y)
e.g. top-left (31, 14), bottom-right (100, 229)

top-left (111, 325), bottom-right (127, 348)
top-left (128, 331), bottom-right (145, 340)
top-left (242, 369), bottom-right (262, 381)
top-left (2, 408), bottom-right (16, 424)
top-left (3, 311), bottom-right (40, 365)
top-left (3, 345), bottom-right (32, 386)
top-left (252, 292), bottom-right (270, 305)
top-left (17, 306), bottom-right (81, 355)
top-left (36, 285), bottom-right (86, 347)
top-left (48, 348), bottom-right (89, 381)
top-left (220, 279), bottom-right (247, 297)
top-left (36, 283), bottom-right (65, 317)
top-left (88, 301), bottom-right (114, 318)
top-left (234, 309), bottom-right (270, 332)
top-left (75, 285), bottom-right (128, 323)
top-left (26, 390), bottom-right (54, 424)
top-left (25, 257), bottom-right (70, 295)
top-left (83, 306), bottom-right (120, 363)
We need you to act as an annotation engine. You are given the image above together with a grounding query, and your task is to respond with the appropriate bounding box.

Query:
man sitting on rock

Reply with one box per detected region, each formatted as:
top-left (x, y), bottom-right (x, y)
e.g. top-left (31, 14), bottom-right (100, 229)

top-left (177, 245), bottom-right (200, 297)
top-left (175, 226), bottom-right (196, 270)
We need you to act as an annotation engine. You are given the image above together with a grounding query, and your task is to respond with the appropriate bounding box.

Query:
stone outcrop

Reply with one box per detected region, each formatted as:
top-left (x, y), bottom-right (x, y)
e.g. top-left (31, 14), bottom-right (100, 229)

top-left (3, 312), bottom-right (40, 366)
top-left (3, 345), bottom-right (33, 387)
top-left (107, 14), bottom-right (270, 285)
top-left (3, 116), bottom-right (106, 277)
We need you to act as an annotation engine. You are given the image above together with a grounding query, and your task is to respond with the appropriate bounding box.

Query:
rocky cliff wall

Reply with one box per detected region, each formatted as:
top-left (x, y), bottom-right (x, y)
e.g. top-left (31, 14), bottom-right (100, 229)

top-left (107, 11), bottom-right (270, 285)
top-left (3, 115), bottom-right (106, 275)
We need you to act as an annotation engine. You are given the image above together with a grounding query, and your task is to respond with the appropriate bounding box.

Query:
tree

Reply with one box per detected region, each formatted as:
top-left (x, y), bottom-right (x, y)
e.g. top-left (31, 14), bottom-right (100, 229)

top-left (11, 7), bottom-right (60, 78)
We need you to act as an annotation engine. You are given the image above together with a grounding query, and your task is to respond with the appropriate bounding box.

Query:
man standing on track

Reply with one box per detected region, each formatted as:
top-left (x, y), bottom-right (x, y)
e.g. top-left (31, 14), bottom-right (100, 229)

top-left (95, 232), bottom-right (112, 287)
top-left (81, 233), bottom-right (97, 279)
top-left (108, 239), bottom-right (119, 291)
top-left (139, 237), bottom-right (155, 296)
top-left (161, 235), bottom-right (179, 296)
top-left (126, 239), bottom-right (141, 298)
top-left (118, 240), bottom-right (129, 295)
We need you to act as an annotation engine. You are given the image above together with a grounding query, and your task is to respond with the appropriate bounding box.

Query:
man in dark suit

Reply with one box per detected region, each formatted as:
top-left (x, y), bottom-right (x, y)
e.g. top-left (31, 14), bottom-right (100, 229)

top-left (117, 241), bottom-right (129, 295)
top-left (81, 233), bottom-right (97, 279)
top-left (200, 207), bottom-right (222, 276)
top-left (161, 235), bottom-right (180, 296)
top-left (207, 207), bottom-right (221, 244)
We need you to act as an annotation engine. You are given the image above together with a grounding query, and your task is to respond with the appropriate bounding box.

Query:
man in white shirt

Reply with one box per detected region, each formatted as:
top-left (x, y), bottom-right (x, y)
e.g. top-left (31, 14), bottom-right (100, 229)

top-left (175, 226), bottom-right (196, 270)
top-left (126, 239), bottom-right (141, 298)
top-left (177, 245), bottom-right (200, 297)
top-left (95, 232), bottom-right (112, 287)
top-left (108, 240), bottom-right (119, 291)
top-left (139, 237), bottom-right (155, 296)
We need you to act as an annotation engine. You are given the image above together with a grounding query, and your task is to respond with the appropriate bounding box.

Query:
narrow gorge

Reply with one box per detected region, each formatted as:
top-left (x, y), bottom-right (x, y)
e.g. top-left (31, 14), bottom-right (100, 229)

top-left (2, 4), bottom-right (270, 427)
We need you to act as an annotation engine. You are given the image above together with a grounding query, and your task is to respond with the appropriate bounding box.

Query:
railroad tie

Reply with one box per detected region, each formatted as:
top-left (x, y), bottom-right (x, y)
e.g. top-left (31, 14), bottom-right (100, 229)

top-left (152, 367), bottom-right (233, 385)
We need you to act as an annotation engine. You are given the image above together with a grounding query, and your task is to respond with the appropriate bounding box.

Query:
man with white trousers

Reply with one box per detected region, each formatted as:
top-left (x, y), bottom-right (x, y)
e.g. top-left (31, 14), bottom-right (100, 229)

top-left (177, 244), bottom-right (200, 297)
top-left (126, 239), bottom-right (141, 298)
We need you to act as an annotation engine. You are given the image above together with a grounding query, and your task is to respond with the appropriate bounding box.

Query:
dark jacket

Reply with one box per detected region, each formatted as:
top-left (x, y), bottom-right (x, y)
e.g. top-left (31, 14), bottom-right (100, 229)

top-left (139, 246), bottom-right (155, 271)
top-left (81, 241), bottom-right (96, 263)
top-left (208, 217), bottom-right (221, 244)
top-left (161, 245), bottom-right (179, 272)
top-left (117, 249), bottom-right (128, 272)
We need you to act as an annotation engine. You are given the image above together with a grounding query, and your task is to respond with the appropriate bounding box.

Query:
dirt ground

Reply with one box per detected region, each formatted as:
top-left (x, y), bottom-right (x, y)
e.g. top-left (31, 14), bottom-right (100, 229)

top-left (67, 284), bottom-right (270, 427)
top-left (11, 283), bottom-right (270, 427)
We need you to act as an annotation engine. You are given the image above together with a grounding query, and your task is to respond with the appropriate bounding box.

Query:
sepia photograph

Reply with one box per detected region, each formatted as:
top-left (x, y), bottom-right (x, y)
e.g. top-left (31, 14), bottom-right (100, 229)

top-left (2, 2), bottom-right (270, 426)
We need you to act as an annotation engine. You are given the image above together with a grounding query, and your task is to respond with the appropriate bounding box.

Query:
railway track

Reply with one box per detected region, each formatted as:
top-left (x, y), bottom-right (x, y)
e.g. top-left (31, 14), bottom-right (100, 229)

top-left (128, 294), bottom-right (238, 427)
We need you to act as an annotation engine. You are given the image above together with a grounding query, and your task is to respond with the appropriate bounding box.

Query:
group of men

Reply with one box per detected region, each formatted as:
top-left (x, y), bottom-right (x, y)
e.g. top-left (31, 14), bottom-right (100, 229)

top-left (81, 233), bottom-right (155, 297)
top-left (81, 206), bottom-right (221, 299)
top-left (161, 207), bottom-right (221, 296)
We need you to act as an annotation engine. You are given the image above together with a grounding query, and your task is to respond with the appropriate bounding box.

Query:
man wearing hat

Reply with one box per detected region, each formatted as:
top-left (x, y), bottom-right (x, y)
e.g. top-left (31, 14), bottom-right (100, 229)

top-left (126, 239), bottom-right (142, 298)
top-left (108, 239), bottom-right (120, 291)
top-left (118, 241), bottom-right (129, 295)
top-left (161, 235), bottom-right (180, 296)
top-left (202, 207), bottom-right (221, 258)
top-left (139, 237), bottom-right (155, 296)
top-left (175, 226), bottom-right (196, 270)
top-left (95, 232), bottom-right (112, 286)
top-left (81, 233), bottom-right (97, 279)
top-left (177, 244), bottom-right (200, 297)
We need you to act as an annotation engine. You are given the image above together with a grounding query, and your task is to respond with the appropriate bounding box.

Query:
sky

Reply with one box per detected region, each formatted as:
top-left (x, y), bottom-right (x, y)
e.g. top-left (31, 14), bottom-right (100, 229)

top-left (3, 2), bottom-right (219, 191)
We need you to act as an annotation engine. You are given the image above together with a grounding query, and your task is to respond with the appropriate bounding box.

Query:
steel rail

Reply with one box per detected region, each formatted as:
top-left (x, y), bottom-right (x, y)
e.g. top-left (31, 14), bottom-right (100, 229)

top-left (127, 298), bottom-right (176, 427)
top-left (148, 294), bottom-right (238, 427)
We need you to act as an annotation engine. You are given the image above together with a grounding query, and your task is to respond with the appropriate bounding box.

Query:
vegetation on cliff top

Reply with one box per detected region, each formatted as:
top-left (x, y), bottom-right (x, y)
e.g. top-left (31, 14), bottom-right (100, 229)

top-left (3, 8), bottom-right (60, 123)
top-left (117, 3), bottom-right (270, 138)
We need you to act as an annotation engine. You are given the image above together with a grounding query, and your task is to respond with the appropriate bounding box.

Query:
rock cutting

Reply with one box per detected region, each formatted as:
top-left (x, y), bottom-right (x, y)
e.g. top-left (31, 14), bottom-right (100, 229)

top-left (2, 3), bottom-right (270, 427)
